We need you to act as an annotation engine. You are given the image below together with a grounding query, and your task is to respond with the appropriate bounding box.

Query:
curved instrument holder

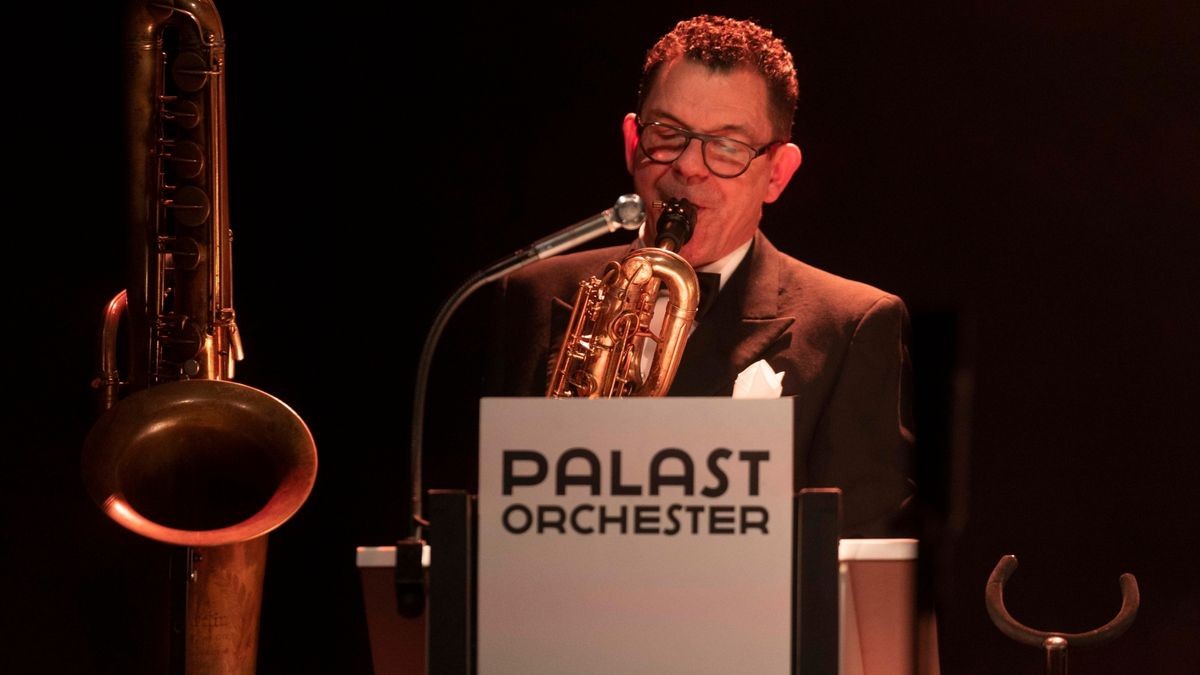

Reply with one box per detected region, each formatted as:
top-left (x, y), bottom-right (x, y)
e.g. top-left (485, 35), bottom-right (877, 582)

top-left (985, 554), bottom-right (1139, 673)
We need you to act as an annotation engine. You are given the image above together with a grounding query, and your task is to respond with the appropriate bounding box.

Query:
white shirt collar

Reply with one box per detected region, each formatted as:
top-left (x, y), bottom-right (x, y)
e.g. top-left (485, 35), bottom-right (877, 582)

top-left (696, 238), bottom-right (753, 291)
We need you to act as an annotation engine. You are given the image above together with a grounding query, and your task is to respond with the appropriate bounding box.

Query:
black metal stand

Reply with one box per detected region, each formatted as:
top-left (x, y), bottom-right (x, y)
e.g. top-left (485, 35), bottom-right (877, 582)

top-left (795, 488), bottom-right (842, 675)
top-left (426, 490), bottom-right (475, 675)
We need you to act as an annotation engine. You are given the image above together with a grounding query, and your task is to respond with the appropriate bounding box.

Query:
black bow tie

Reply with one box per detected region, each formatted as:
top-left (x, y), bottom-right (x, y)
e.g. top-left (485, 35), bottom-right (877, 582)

top-left (695, 271), bottom-right (721, 322)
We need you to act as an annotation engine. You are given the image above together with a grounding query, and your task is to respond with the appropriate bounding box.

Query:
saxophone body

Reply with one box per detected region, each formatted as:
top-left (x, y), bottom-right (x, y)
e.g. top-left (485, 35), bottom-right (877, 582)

top-left (82, 2), bottom-right (317, 672)
top-left (548, 199), bottom-right (700, 398)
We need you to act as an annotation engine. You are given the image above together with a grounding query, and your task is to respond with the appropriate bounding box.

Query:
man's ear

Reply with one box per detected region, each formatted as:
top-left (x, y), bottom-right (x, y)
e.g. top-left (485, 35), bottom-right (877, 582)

top-left (763, 142), bottom-right (803, 204)
top-left (622, 112), bottom-right (640, 174)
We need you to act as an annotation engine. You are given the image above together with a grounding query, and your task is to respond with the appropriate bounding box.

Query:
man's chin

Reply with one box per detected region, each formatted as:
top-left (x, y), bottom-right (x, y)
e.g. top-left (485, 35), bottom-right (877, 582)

top-left (678, 245), bottom-right (709, 268)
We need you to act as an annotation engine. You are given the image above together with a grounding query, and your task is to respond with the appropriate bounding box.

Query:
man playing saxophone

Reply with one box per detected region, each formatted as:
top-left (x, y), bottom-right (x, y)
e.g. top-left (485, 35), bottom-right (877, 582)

top-left (488, 14), bottom-right (914, 537)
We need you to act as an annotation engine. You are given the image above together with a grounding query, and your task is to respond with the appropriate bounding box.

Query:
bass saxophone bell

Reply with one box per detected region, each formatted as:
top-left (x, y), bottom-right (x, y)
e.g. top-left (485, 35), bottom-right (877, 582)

top-left (548, 198), bottom-right (700, 398)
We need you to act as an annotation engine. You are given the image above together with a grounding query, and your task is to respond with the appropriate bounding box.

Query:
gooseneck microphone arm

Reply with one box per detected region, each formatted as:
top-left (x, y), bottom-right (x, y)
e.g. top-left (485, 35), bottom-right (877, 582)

top-left (393, 192), bottom-right (648, 612)
top-left (395, 195), bottom-right (646, 615)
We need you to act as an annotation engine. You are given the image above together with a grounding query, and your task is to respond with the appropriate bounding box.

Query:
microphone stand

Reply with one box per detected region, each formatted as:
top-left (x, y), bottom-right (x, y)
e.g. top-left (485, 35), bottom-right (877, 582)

top-left (395, 194), bottom-right (645, 617)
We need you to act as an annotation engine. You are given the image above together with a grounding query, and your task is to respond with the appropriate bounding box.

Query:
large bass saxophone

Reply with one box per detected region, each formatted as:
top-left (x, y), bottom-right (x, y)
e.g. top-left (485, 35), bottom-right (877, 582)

top-left (548, 198), bottom-right (700, 397)
top-left (81, 2), bottom-right (317, 672)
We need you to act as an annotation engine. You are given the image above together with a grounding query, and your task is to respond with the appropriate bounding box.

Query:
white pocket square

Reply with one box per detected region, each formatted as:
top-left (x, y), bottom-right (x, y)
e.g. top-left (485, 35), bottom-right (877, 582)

top-left (733, 359), bottom-right (784, 399)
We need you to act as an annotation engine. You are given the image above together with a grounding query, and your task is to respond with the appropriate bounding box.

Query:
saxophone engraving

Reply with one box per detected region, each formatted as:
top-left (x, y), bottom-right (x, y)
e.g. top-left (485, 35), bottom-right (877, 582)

top-left (82, 2), bottom-right (317, 672)
top-left (548, 198), bottom-right (700, 398)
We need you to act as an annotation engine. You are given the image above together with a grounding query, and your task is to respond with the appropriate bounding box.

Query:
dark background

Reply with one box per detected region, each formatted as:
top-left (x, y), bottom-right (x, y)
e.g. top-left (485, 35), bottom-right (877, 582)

top-left (6, 1), bottom-right (1198, 673)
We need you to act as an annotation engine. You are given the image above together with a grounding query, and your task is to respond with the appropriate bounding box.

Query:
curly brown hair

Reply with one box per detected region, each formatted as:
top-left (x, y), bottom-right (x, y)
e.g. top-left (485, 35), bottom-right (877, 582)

top-left (639, 15), bottom-right (798, 139)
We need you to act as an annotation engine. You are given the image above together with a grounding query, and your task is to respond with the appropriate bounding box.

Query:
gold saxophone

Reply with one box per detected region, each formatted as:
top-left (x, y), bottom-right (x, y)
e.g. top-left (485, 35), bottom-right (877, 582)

top-left (548, 198), bottom-right (700, 397)
top-left (81, 2), bottom-right (317, 672)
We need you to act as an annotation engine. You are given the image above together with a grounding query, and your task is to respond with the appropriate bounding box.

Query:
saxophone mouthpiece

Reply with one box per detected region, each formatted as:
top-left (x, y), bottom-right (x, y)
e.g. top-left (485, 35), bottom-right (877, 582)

top-left (653, 198), bottom-right (697, 252)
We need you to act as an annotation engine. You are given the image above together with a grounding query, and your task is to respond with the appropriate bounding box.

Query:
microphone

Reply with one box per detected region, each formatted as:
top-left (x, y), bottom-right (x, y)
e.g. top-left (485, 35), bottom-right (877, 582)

top-left (474, 193), bottom-right (645, 284)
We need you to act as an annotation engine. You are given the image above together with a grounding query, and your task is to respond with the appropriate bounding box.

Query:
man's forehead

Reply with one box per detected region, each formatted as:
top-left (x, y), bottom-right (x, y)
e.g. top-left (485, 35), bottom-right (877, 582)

top-left (642, 58), bottom-right (772, 135)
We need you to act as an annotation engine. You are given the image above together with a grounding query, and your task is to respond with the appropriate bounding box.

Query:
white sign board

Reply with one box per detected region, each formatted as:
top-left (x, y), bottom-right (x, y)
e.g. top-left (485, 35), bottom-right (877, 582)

top-left (478, 397), bottom-right (794, 675)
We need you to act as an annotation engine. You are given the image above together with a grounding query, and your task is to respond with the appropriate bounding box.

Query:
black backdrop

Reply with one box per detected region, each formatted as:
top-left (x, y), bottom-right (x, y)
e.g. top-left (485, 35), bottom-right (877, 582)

top-left (6, 1), bottom-right (1198, 673)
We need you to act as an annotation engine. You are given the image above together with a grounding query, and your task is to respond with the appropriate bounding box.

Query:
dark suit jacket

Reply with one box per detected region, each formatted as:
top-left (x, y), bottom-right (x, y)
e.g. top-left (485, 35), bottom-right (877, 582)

top-left (487, 230), bottom-right (914, 536)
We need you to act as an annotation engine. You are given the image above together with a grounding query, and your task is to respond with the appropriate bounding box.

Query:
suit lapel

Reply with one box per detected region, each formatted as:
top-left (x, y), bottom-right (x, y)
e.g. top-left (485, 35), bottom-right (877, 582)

top-left (669, 318), bottom-right (794, 395)
top-left (669, 233), bottom-right (795, 396)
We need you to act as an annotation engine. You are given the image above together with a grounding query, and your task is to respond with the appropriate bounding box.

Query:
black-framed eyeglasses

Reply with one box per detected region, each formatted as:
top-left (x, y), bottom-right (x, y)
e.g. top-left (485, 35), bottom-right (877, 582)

top-left (636, 117), bottom-right (782, 178)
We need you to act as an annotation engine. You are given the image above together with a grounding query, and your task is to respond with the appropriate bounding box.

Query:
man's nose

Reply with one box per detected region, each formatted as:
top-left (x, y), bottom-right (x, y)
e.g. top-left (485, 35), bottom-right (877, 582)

top-left (671, 138), bottom-right (710, 182)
